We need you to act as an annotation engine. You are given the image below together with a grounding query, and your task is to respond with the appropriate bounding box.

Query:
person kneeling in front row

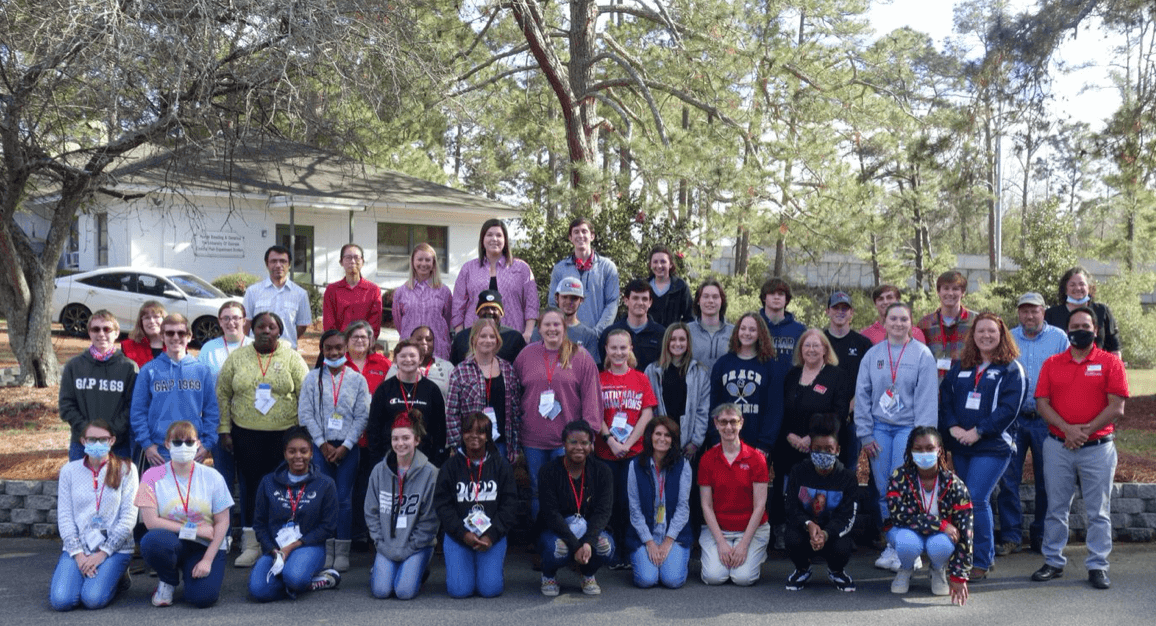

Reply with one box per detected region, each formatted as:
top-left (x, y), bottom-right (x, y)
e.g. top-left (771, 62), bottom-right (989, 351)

top-left (783, 413), bottom-right (859, 592)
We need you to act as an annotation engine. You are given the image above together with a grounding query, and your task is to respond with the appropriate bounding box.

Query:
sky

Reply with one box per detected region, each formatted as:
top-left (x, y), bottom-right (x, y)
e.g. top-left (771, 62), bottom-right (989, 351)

top-left (867, 0), bottom-right (1124, 130)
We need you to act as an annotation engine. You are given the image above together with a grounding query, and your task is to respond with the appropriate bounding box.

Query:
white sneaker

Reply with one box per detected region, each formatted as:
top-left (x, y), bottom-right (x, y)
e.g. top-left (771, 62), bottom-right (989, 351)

top-left (912, 555), bottom-right (923, 571)
top-left (874, 546), bottom-right (900, 571)
top-left (930, 565), bottom-right (949, 596)
top-left (891, 568), bottom-right (913, 594)
top-left (151, 581), bottom-right (174, 607)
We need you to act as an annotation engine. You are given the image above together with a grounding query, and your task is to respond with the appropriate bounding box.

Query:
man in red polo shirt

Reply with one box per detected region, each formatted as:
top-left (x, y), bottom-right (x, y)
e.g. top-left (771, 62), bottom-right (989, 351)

top-left (1030, 307), bottom-right (1127, 590)
top-left (323, 243), bottom-right (382, 338)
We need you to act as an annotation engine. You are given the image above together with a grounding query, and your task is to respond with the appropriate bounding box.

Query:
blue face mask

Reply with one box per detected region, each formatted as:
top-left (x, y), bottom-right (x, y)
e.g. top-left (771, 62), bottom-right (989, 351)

top-left (1066, 295), bottom-right (1091, 305)
top-left (323, 356), bottom-right (347, 368)
top-left (811, 451), bottom-right (837, 471)
top-left (912, 452), bottom-right (939, 470)
top-left (84, 441), bottom-right (111, 459)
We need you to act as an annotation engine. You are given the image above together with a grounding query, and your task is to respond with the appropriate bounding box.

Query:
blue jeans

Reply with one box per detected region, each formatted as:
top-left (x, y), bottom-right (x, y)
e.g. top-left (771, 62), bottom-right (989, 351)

top-left (248, 545), bottom-right (326, 602)
top-left (68, 441), bottom-right (131, 462)
top-left (443, 534), bottom-right (508, 598)
top-left (49, 551), bottom-right (131, 611)
top-left (371, 548), bottom-right (433, 600)
top-left (869, 422), bottom-right (913, 523)
top-left (630, 542), bottom-right (690, 589)
top-left (314, 444), bottom-right (359, 540)
top-left (537, 530), bottom-right (615, 578)
top-left (953, 453), bottom-right (1010, 570)
top-left (888, 528), bottom-right (955, 570)
top-left (139, 529), bottom-right (227, 608)
top-left (524, 446), bottom-right (565, 520)
top-left (998, 417), bottom-right (1049, 544)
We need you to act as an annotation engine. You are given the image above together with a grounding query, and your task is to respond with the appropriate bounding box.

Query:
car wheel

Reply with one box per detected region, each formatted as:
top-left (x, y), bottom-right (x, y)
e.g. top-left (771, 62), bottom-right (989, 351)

top-left (60, 304), bottom-right (91, 337)
top-left (191, 316), bottom-right (221, 348)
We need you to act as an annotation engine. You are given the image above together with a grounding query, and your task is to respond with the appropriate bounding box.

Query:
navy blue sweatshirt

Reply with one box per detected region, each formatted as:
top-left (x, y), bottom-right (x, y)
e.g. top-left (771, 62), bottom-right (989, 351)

top-left (253, 462), bottom-right (338, 553)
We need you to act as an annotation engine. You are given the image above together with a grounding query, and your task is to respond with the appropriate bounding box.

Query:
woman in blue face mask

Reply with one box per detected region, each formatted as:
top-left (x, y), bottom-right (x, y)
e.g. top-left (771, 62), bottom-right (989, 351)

top-left (1043, 267), bottom-right (1121, 356)
top-left (886, 426), bottom-right (974, 606)
top-left (298, 329), bottom-right (371, 573)
top-left (50, 419), bottom-right (139, 611)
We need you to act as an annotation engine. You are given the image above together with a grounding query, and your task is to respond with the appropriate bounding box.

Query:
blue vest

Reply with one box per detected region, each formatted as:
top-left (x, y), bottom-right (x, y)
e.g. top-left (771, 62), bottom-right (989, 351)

top-left (626, 456), bottom-right (693, 552)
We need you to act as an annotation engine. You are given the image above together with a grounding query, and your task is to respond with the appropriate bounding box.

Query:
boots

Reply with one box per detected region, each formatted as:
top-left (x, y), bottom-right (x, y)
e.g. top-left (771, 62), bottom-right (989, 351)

top-left (324, 538), bottom-right (335, 570)
top-left (234, 527), bottom-right (260, 568)
top-left (333, 539), bottom-right (352, 573)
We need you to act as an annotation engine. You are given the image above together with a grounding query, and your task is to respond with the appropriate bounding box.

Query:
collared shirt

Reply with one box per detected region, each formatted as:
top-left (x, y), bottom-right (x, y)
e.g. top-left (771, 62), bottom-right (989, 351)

top-left (916, 308), bottom-right (976, 375)
top-left (860, 322), bottom-right (927, 346)
top-left (548, 252), bottom-right (620, 333)
top-left (243, 278), bottom-right (313, 348)
top-left (451, 256), bottom-right (539, 333)
top-left (393, 280), bottom-right (453, 360)
top-left (323, 277), bottom-right (382, 338)
top-left (1035, 345), bottom-right (1129, 440)
top-left (697, 442), bottom-right (769, 532)
top-left (1011, 323), bottom-right (1069, 412)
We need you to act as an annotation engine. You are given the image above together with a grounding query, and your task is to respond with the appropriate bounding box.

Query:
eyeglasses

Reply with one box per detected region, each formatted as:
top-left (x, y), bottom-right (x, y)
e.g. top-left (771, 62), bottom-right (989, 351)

top-left (219, 315), bottom-right (243, 323)
top-left (715, 418), bottom-right (743, 427)
top-left (169, 439), bottom-right (197, 447)
top-left (342, 255), bottom-right (363, 262)
top-left (84, 436), bottom-right (112, 445)
top-left (350, 335), bottom-right (370, 342)
top-left (164, 330), bottom-right (189, 338)
top-left (88, 326), bottom-right (116, 335)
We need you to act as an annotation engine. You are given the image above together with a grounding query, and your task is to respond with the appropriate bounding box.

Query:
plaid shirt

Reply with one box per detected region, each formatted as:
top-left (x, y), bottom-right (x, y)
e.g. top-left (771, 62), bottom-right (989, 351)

top-left (916, 308), bottom-right (976, 374)
top-left (445, 356), bottom-right (522, 462)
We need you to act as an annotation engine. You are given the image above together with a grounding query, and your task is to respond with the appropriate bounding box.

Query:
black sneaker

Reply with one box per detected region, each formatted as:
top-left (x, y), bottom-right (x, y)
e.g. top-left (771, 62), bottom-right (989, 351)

top-left (609, 561), bottom-right (632, 571)
top-left (828, 569), bottom-right (856, 592)
top-left (785, 568), bottom-right (812, 591)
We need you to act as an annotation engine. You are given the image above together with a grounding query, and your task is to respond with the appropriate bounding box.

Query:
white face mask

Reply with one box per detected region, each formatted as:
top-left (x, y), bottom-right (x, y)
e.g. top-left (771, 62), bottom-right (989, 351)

top-left (169, 442), bottom-right (198, 463)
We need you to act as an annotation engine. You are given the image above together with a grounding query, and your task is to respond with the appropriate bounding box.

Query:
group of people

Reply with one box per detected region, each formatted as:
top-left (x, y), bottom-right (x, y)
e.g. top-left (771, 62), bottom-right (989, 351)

top-left (51, 219), bottom-right (1128, 611)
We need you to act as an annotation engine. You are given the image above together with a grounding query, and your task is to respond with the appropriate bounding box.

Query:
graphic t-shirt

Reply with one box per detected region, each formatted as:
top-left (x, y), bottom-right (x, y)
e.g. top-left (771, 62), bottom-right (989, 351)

top-left (135, 462), bottom-right (233, 549)
top-left (595, 369), bottom-right (657, 460)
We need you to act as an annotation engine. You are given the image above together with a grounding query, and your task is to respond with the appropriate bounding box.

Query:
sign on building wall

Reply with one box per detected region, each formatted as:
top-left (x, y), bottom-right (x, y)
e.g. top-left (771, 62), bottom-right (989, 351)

top-left (193, 231), bottom-right (245, 258)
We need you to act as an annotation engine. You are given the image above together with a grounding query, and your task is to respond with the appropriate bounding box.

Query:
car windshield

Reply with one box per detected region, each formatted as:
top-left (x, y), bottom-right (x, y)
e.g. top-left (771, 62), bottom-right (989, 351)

top-left (169, 274), bottom-right (226, 299)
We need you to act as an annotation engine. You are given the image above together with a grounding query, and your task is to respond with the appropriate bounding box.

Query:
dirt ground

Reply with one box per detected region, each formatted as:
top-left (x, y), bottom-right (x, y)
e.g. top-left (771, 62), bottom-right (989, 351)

top-left (2, 323), bottom-right (1154, 482)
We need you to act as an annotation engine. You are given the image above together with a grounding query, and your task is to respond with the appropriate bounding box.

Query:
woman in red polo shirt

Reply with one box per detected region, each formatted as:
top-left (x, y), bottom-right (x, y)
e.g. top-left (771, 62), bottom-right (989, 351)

top-left (698, 404), bottom-right (770, 586)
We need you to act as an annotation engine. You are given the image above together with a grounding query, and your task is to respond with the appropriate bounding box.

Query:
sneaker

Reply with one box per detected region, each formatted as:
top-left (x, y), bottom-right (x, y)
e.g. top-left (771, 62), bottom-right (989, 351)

top-left (930, 566), bottom-right (949, 596)
top-left (912, 555), bottom-right (923, 571)
top-left (828, 569), bottom-right (856, 592)
top-left (117, 571), bottom-right (132, 594)
top-left (310, 568), bottom-right (341, 591)
top-left (151, 581), bottom-right (174, 607)
top-left (785, 568), bottom-right (812, 591)
top-left (608, 561), bottom-right (632, 571)
top-left (581, 576), bottom-right (602, 595)
top-left (891, 568), bottom-right (913, 594)
top-left (995, 541), bottom-right (1022, 556)
top-left (540, 576), bottom-right (560, 597)
top-left (874, 546), bottom-right (900, 571)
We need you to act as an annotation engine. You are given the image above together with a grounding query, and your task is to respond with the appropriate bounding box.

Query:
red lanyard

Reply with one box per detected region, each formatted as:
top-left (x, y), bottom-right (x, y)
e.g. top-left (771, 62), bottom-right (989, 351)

top-left (398, 380), bottom-right (415, 413)
top-left (919, 475), bottom-right (939, 514)
top-left (936, 310), bottom-right (961, 346)
top-left (329, 368), bottom-right (346, 408)
top-left (654, 463), bottom-right (665, 501)
top-left (972, 365), bottom-right (989, 390)
top-left (567, 469), bottom-right (585, 514)
top-left (421, 361), bottom-right (433, 378)
top-left (171, 462), bottom-right (195, 518)
top-left (257, 351), bottom-right (274, 378)
top-left (470, 457), bottom-right (486, 503)
top-left (544, 351), bottom-right (559, 387)
top-left (90, 461), bottom-right (108, 513)
top-left (886, 340), bottom-right (909, 386)
top-left (286, 485), bottom-right (306, 521)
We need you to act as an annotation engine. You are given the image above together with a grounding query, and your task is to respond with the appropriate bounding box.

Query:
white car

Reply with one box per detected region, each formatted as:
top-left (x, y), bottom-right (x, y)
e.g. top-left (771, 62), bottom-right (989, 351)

top-left (53, 267), bottom-right (234, 346)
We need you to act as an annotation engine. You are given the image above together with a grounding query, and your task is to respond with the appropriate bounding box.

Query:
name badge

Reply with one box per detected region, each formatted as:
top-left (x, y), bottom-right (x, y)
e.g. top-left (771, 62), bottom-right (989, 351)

top-left (465, 506), bottom-right (492, 535)
top-left (276, 522), bottom-right (302, 548)
top-left (655, 504), bottom-right (666, 525)
top-left (957, 370), bottom-right (971, 378)
top-left (936, 358), bottom-right (952, 371)
top-left (256, 383), bottom-right (273, 402)
top-left (179, 521), bottom-right (198, 541)
top-left (879, 388), bottom-right (897, 413)
top-left (813, 384), bottom-right (827, 395)
top-left (396, 515), bottom-right (408, 529)
top-left (84, 527), bottom-right (106, 552)
top-left (482, 407), bottom-right (499, 440)
top-left (965, 392), bottom-right (982, 410)
top-left (1087, 364), bottom-right (1102, 373)
top-left (564, 514), bottom-right (587, 539)
top-left (327, 413), bottom-right (344, 431)
top-left (609, 412), bottom-right (633, 442)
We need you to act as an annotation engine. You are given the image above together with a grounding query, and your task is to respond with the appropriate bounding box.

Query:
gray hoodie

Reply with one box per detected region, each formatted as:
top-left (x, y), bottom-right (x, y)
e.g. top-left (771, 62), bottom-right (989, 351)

top-left (365, 450), bottom-right (439, 561)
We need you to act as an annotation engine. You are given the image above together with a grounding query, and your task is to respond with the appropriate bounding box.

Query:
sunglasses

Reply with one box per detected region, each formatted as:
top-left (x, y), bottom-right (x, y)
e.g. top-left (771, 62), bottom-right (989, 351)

top-left (169, 439), bottom-right (197, 447)
top-left (88, 326), bottom-right (117, 334)
top-left (164, 330), bottom-right (189, 338)
top-left (84, 436), bottom-right (112, 445)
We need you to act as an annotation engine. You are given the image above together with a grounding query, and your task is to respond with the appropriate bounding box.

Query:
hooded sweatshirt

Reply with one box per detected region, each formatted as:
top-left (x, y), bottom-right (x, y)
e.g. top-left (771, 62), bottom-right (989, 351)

top-left (59, 350), bottom-right (138, 443)
top-left (253, 461), bottom-right (338, 553)
top-left (365, 450), bottom-right (439, 562)
top-left (130, 352), bottom-right (219, 455)
top-left (433, 446), bottom-right (519, 545)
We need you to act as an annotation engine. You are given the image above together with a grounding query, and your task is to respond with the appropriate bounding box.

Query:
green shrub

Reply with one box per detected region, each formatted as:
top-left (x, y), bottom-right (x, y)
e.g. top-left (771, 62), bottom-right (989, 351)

top-left (213, 272), bottom-right (261, 297)
top-left (1097, 271), bottom-right (1156, 368)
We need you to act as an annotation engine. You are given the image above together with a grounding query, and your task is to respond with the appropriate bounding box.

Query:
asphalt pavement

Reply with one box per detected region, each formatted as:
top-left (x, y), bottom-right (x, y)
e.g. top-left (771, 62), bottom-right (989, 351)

top-left (3, 537), bottom-right (1154, 626)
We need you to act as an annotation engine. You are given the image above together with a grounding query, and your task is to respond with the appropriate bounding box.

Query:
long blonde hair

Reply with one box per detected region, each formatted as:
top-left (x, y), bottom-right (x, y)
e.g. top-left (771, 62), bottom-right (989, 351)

top-left (406, 243), bottom-right (442, 289)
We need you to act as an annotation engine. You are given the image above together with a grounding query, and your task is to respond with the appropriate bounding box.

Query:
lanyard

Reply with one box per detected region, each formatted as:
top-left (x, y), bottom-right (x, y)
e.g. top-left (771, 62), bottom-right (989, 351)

top-left (171, 462), bottom-right (195, 519)
top-left (567, 469), bottom-right (585, 515)
top-left (396, 468), bottom-right (407, 508)
top-left (919, 475), bottom-right (939, 514)
top-left (936, 310), bottom-right (962, 346)
top-left (329, 368), bottom-right (346, 408)
top-left (886, 340), bottom-right (909, 386)
top-left (470, 456), bottom-right (486, 503)
top-left (544, 350), bottom-right (559, 387)
top-left (257, 351), bottom-right (274, 378)
top-left (972, 365), bottom-right (989, 391)
top-left (653, 462), bottom-right (665, 505)
top-left (421, 361), bottom-right (433, 378)
top-left (286, 485), bottom-right (306, 521)
top-left (90, 461), bottom-right (108, 514)
top-left (398, 380), bottom-right (415, 413)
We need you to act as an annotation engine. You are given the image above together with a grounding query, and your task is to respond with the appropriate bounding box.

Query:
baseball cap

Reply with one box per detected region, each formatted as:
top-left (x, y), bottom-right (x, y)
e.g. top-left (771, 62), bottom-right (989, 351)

top-left (827, 291), bottom-right (853, 308)
top-left (475, 290), bottom-right (505, 315)
top-left (1017, 292), bottom-right (1046, 307)
top-left (555, 276), bottom-right (585, 298)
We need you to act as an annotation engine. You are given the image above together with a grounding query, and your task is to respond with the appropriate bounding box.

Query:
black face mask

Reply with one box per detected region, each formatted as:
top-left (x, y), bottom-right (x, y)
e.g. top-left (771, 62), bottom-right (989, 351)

top-left (1068, 329), bottom-right (1095, 350)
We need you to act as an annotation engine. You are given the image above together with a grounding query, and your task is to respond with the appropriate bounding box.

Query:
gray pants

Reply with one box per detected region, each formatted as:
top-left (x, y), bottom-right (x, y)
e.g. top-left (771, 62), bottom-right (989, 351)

top-left (1042, 436), bottom-right (1117, 571)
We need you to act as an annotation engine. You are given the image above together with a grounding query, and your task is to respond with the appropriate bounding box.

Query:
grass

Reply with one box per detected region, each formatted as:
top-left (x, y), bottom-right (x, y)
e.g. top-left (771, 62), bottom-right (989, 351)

top-left (1118, 430), bottom-right (1156, 456)
top-left (1128, 369), bottom-right (1156, 397)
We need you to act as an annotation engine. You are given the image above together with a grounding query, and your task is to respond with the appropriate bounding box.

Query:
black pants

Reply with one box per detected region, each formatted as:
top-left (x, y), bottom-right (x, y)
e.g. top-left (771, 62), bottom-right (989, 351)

top-left (784, 524), bottom-right (853, 572)
top-left (231, 425), bottom-right (289, 527)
